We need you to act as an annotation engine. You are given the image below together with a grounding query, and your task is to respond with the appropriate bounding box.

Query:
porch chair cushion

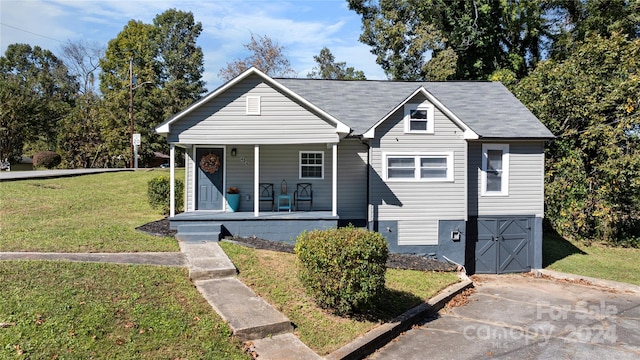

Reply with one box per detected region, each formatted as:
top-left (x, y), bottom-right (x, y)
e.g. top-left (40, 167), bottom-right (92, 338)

top-left (294, 183), bottom-right (313, 211)
top-left (259, 183), bottom-right (275, 211)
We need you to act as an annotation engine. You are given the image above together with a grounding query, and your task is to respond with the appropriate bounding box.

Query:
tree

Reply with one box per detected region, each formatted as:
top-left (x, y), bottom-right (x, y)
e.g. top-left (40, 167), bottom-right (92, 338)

top-left (0, 44), bottom-right (77, 161)
top-left (61, 40), bottom-right (103, 95)
top-left (99, 19), bottom-right (157, 167)
top-left (514, 33), bottom-right (640, 244)
top-left (348, 0), bottom-right (551, 80)
top-left (154, 9), bottom-right (207, 119)
top-left (99, 9), bottom-right (206, 167)
top-left (219, 34), bottom-right (297, 81)
top-left (548, 0), bottom-right (640, 60)
top-left (307, 47), bottom-right (366, 80)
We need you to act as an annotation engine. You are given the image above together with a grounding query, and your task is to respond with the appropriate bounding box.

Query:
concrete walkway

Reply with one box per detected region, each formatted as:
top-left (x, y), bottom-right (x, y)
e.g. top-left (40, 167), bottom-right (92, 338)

top-left (0, 252), bottom-right (185, 266)
top-left (1, 242), bottom-right (472, 359)
top-left (0, 168), bottom-right (133, 181)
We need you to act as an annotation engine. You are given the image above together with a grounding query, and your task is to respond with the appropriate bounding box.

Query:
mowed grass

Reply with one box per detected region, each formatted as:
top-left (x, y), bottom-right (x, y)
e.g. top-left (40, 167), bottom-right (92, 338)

top-left (0, 261), bottom-right (248, 359)
top-left (544, 233), bottom-right (640, 286)
top-left (0, 170), bottom-right (180, 252)
top-left (219, 241), bottom-right (459, 355)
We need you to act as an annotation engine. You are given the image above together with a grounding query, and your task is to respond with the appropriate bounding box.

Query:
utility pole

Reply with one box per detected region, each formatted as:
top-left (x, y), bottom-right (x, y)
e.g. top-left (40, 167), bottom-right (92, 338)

top-left (128, 59), bottom-right (152, 169)
top-left (129, 59), bottom-right (134, 169)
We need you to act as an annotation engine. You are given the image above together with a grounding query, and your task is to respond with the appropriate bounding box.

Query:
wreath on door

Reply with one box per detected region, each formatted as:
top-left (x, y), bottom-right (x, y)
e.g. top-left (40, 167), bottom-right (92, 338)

top-left (200, 153), bottom-right (220, 174)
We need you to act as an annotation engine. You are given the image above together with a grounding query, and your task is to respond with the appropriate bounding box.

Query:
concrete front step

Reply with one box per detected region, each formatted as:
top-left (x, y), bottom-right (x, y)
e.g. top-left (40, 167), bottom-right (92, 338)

top-left (179, 242), bottom-right (237, 280)
top-left (195, 278), bottom-right (293, 341)
top-left (176, 223), bottom-right (222, 242)
top-left (248, 333), bottom-right (321, 360)
top-left (177, 223), bottom-right (222, 233)
top-left (176, 232), bottom-right (221, 242)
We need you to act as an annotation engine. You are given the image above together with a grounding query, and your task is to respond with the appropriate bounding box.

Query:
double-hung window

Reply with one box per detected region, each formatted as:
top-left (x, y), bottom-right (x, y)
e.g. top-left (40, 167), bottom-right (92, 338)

top-left (404, 103), bottom-right (434, 133)
top-left (299, 151), bottom-right (323, 179)
top-left (385, 153), bottom-right (453, 181)
top-left (481, 144), bottom-right (509, 195)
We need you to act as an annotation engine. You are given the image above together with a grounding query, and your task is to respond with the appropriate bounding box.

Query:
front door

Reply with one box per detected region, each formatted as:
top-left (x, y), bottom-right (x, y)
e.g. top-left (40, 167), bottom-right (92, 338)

top-left (196, 148), bottom-right (224, 210)
top-left (475, 217), bottom-right (532, 274)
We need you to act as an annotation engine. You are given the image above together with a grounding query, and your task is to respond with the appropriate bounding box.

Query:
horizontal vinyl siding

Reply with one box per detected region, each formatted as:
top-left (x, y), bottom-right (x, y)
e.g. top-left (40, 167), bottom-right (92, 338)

top-left (337, 139), bottom-right (368, 219)
top-left (169, 74), bottom-right (339, 144)
top-left (469, 141), bottom-right (545, 216)
top-left (225, 145), bottom-right (256, 212)
top-left (398, 219), bottom-right (439, 245)
top-left (226, 144), bottom-right (332, 211)
top-left (370, 94), bottom-right (467, 245)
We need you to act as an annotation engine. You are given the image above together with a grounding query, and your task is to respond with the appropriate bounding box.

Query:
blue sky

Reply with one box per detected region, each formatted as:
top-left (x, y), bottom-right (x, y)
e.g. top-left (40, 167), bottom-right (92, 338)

top-left (0, 0), bottom-right (387, 88)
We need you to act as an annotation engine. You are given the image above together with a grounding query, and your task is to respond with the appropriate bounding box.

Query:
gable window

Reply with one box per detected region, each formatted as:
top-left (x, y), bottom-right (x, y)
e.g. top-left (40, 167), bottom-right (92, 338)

top-left (246, 96), bottom-right (261, 115)
top-left (300, 151), bottom-right (323, 179)
top-left (385, 153), bottom-right (453, 181)
top-left (404, 103), bottom-right (434, 134)
top-left (481, 144), bottom-right (509, 196)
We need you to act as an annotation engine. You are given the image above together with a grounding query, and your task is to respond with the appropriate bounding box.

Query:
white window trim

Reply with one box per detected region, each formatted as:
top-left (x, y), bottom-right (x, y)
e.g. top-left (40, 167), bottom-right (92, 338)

top-left (299, 151), bottom-right (324, 179)
top-left (404, 102), bottom-right (435, 134)
top-left (383, 152), bottom-right (454, 182)
top-left (246, 96), bottom-right (261, 115)
top-left (481, 144), bottom-right (509, 196)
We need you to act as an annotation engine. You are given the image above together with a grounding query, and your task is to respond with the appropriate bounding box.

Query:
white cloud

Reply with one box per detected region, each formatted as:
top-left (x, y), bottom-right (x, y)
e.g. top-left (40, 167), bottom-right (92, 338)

top-left (1, 0), bottom-right (384, 86)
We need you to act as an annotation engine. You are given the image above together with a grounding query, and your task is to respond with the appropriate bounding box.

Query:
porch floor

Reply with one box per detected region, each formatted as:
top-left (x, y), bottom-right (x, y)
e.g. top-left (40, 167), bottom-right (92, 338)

top-left (170, 211), bottom-right (339, 243)
top-left (171, 210), bottom-right (337, 221)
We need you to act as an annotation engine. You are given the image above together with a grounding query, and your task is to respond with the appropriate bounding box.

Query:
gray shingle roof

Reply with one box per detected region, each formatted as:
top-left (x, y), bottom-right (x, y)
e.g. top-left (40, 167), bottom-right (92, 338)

top-left (276, 79), bottom-right (554, 139)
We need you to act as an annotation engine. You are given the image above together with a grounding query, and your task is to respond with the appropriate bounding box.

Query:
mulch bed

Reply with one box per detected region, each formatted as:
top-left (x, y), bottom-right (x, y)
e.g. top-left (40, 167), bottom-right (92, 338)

top-left (137, 218), bottom-right (456, 272)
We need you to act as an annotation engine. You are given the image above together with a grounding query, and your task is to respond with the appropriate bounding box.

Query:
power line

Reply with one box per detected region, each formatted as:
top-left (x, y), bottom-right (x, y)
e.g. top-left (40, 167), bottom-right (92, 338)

top-left (1, 22), bottom-right (65, 43)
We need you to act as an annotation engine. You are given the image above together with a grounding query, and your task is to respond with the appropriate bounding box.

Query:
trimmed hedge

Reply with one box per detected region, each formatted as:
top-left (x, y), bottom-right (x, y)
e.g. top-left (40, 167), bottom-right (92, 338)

top-left (147, 176), bottom-right (184, 215)
top-left (294, 226), bottom-right (388, 315)
top-left (33, 151), bottom-right (61, 169)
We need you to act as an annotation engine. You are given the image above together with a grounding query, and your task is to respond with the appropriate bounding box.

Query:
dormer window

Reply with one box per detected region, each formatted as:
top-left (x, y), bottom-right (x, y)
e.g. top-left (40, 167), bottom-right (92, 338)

top-left (404, 103), bottom-right (434, 134)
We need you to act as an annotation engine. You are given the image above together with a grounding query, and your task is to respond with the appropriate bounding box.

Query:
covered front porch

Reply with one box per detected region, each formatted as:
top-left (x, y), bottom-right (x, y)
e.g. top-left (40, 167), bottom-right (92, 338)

top-left (169, 210), bottom-right (338, 243)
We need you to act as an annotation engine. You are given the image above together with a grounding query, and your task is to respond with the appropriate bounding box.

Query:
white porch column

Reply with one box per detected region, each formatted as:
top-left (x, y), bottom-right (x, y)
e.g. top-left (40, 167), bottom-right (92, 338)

top-left (254, 144), bottom-right (260, 217)
top-left (332, 143), bottom-right (337, 217)
top-left (169, 144), bottom-right (175, 217)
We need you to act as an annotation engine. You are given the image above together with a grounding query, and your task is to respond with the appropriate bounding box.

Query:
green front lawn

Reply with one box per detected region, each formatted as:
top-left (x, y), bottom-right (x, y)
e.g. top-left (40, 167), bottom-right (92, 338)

top-left (0, 170), bottom-right (180, 252)
top-left (544, 233), bottom-right (640, 286)
top-left (220, 242), bottom-right (459, 355)
top-left (0, 261), bottom-right (248, 359)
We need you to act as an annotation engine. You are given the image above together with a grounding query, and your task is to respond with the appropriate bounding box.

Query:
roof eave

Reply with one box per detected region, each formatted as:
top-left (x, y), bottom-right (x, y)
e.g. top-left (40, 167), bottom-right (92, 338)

top-left (155, 67), bottom-right (352, 137)
top-left (361, 86), bottom-right (479, 140)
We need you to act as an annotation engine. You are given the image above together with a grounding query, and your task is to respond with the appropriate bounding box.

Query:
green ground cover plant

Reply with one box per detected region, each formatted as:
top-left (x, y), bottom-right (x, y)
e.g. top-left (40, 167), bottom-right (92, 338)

top-left (219, 241), bottom-right (459, 355)
top-left (0, 170), bottom-right (181, 252)
top-left (544, 233), bottom-right (640, 286)
top-left (0, 261), bottom-right (248, 359)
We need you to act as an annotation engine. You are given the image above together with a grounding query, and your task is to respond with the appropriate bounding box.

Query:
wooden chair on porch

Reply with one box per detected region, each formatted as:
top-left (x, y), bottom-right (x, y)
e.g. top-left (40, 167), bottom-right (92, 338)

top-left (294, 183), bottom-right (313, 211)
top-left (259, 183), bottom-right (274, 211)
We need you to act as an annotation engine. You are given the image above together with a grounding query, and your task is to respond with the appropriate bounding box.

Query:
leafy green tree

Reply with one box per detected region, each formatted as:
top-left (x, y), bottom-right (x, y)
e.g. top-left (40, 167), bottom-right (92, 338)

top-left (219, 33), bottom-right (297, 81)
top-left (100, 9), bottom-right (206, 167)
top-left (348, 0), bottom-right (550, 80)
top-left (57, 93), bottom-right (108, 168)
top-left (515, 33), bottom-right (640, 244)
top-left (307, 47), bottom-right (366, 80)
top-left (0, 44), bottom-right (77, 161)
top-left (100, 19), bottom-right (157, 167)
top-left (548, 0), bottom-right (640, 60)
top-left (154, 9), bottom-right (207, 119)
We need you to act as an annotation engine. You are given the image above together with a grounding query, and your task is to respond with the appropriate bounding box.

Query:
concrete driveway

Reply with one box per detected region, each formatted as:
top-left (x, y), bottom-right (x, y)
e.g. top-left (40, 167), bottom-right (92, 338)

top-left (369, 274), bottom-right (640, 359)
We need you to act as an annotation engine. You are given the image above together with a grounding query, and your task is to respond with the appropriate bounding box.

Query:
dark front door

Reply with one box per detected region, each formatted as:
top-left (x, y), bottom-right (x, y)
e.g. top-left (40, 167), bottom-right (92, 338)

top-left (196, 148), bottom-right (224, 210)
top-left (475, 217), bottom-right (532, 274)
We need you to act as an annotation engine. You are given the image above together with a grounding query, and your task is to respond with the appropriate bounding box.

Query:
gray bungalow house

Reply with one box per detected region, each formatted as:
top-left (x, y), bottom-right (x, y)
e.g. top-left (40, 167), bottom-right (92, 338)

top-left (155, 67), bottom-right (553, 274)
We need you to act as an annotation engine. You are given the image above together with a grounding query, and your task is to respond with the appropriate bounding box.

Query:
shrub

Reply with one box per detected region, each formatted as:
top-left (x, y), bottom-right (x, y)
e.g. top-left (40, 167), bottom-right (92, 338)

top-left (147, 176), bottom-right (184, 215)
top-left (33, 151), bottom-right (61, 169)
top-left (294, 226), bottom-right (388, 315)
